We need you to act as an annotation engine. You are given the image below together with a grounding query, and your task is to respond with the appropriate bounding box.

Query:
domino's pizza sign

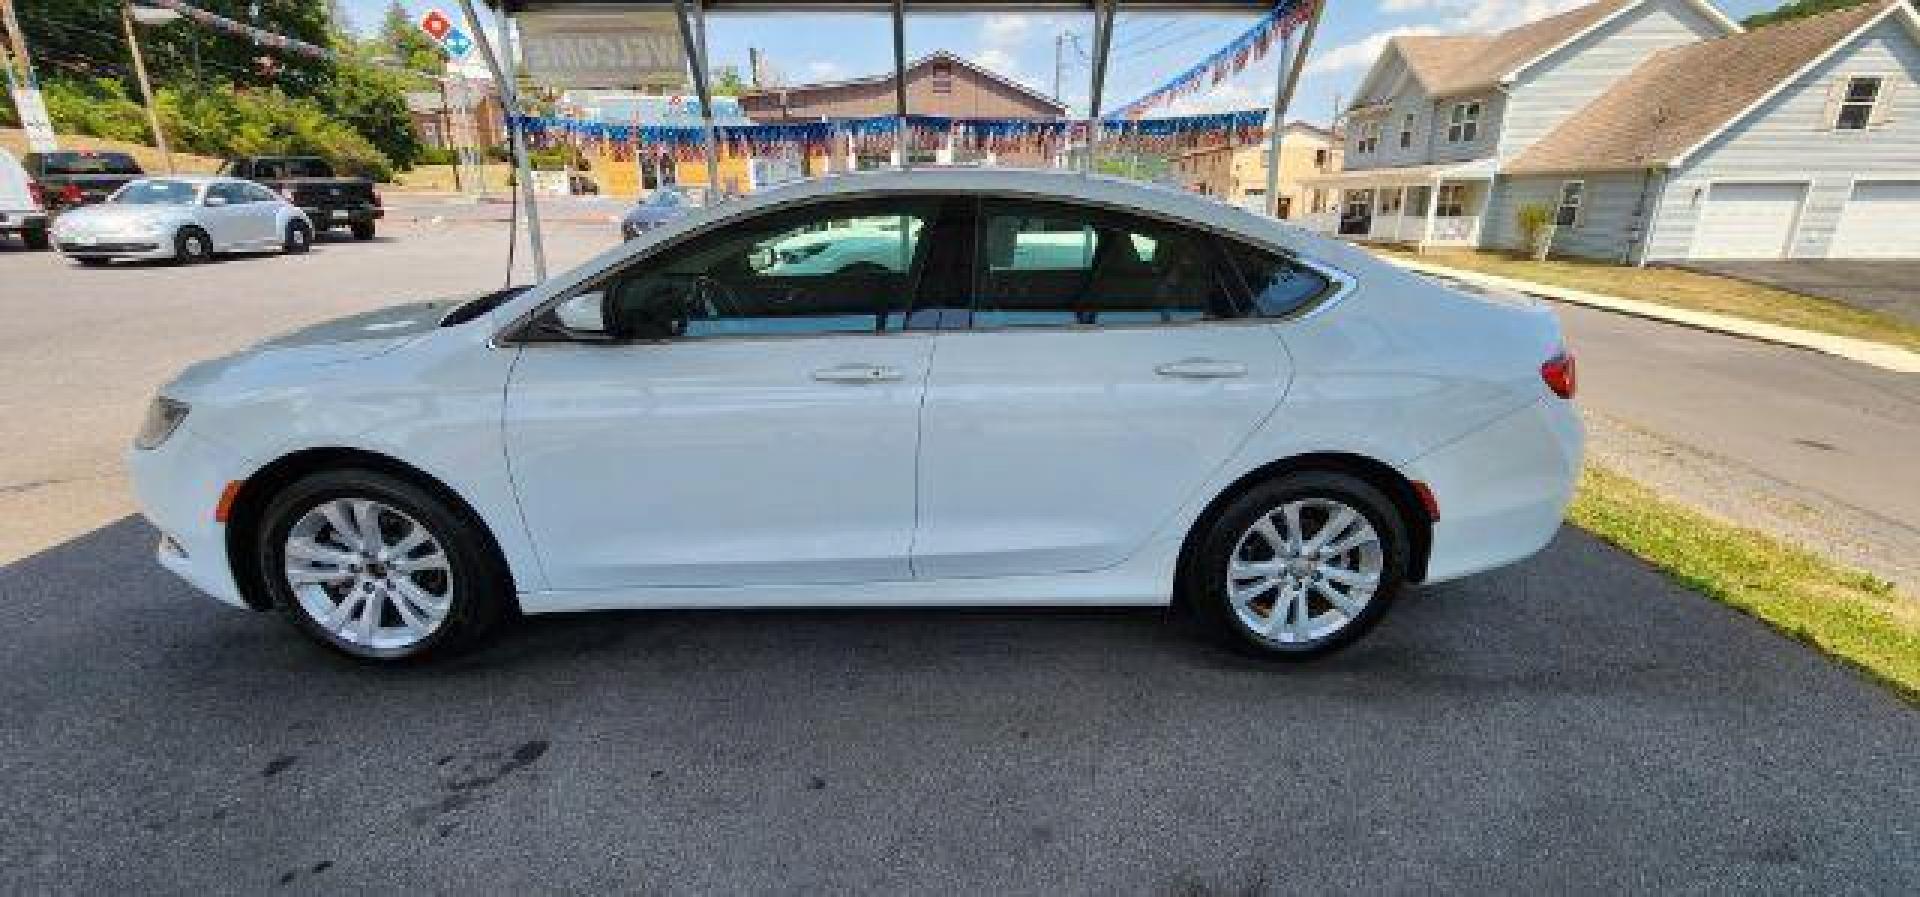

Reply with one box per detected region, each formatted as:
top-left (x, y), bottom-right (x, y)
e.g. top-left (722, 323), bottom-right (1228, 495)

top-left (417, 9), bottom-right (473, 60)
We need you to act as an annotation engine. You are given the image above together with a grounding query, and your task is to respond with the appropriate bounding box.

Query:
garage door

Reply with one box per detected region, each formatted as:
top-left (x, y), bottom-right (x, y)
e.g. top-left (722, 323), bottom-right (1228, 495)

top-left (1693, 182), bottom-right (1807, 259)
top-left (1831, 181), bottom-right (1920, 258)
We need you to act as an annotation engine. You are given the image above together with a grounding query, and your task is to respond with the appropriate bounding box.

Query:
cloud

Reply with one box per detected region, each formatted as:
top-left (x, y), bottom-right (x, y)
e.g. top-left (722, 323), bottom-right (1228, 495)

top-left (805, 61), bottom-right (847, 81)
top-left (1164, 75), bottom-right (1267, 115)
top-left (1373, 0), bottom-right (1589, 29)
top-left (981, 15), bottom-right (1034, 46)
top-left (1306, 26), bottom-right (1443, 74)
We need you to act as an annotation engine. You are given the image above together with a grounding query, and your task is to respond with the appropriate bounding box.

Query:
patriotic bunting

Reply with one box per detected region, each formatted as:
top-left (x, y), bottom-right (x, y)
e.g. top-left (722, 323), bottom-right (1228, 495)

top-left (1107, 0), bottom-right (1317, 120)
top-left (512, 110), bottom-right (1268, 160)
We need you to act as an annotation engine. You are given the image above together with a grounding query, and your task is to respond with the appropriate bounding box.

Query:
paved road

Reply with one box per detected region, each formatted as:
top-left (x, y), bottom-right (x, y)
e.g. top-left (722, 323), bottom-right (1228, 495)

top-left (1670, 260), bottom-right (1920, 326)
top-left (1, 519), bottom-right (1915, 893)
top-left (1560, 301), bottom-right (1920, 533)
top-left (1, 208), bottom-right (1916, 891)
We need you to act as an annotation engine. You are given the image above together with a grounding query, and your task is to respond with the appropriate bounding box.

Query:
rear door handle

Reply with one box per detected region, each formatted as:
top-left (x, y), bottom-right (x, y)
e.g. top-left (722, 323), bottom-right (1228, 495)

top-left (1155, 359), bottom-right (1247, 379)
top-left (812, 364), bottom-right (903, 384)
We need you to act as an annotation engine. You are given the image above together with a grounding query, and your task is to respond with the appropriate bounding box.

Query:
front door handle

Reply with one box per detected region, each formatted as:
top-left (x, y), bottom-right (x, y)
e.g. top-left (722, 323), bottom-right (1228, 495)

top-left (1155, 359), bottom-right (1247, 379)
top-left (812, 364), bottom-right (903, 384)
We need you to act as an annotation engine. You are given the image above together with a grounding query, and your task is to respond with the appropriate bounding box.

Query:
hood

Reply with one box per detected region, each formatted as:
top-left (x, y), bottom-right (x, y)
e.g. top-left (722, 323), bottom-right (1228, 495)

top-left (163, 299), bottom-right (465, 400)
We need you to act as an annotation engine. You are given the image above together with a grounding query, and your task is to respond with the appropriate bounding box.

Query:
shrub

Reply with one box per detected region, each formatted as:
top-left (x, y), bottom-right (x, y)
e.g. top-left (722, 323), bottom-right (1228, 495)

top-left (1516, 203), bottom-right (1555, 258)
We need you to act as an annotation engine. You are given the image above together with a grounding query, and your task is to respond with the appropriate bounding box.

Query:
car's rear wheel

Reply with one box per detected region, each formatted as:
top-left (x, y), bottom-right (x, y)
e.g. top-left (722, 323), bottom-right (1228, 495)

top-left (1184, 471), bottom-right (1408, 659)
top-left (174, 227), bottom-right (212, 264)
top-left (350, 221), bottom-right (376, 240)
top-left (255, 468), bottom-right (509, 662)
top-left (283, 220), bottom-right (312, 254)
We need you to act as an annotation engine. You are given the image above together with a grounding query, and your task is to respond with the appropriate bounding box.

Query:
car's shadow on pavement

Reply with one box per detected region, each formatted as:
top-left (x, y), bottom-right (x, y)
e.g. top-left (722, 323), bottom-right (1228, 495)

top-left (2, 516), bottom-right (1915, 894)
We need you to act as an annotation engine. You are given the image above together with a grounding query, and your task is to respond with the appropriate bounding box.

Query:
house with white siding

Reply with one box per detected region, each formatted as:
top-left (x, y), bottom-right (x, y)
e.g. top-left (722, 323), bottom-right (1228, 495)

top-left (1300, 0), bottom-right (1920, 262)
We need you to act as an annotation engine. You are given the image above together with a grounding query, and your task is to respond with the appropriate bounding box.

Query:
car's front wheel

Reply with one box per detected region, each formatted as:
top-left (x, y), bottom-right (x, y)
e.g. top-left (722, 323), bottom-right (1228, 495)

top-left (1184, 471), bottom-right (1409, 659)
top-left (283, 220), bottom-right (312, 254)
top-left (174, 227), bottom-right (212, 264)
top-left (255, 468), bottom-right (510, 662)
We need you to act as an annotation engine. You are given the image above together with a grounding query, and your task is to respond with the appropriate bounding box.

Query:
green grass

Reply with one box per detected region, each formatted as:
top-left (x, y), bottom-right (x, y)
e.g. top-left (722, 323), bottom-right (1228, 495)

top-left (1570, 466), bottom-right (1920, 702)
top-left (1378, 247), bottom-right (1920, 353)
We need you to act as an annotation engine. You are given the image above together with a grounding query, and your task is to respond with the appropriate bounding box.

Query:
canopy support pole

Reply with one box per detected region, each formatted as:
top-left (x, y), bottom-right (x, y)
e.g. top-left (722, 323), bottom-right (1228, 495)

top-left (1083, 0), bottom-right (1116, 174)
top-left (1262, 0), bottom-right (1324, 216)
top-left (891, 0), bottom-right (909, 169)
top-left (672, 0), bottom-right (722, 200)
top-left (461, 0), bottom-right (547, 280)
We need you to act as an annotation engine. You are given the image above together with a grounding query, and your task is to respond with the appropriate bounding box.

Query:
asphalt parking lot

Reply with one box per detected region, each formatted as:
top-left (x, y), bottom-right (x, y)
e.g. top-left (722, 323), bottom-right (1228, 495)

top-left (1, 207), bottom-right (1915, 893)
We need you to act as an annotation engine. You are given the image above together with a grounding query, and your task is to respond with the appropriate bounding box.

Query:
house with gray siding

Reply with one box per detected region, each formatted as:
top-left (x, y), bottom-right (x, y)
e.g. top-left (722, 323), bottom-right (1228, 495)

top-left (1301, 0), bottom-right (1920, 262)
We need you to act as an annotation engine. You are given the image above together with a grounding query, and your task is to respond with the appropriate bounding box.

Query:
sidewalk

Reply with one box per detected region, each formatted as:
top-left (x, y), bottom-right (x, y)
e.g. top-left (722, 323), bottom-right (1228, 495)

top-left (1386, 256), bottom-right (1920, 375)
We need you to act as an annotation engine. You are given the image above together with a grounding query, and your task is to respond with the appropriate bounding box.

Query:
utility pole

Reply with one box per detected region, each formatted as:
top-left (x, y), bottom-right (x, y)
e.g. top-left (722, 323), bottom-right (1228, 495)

top-left (1, 0), bottom-right (34, 89)
top-left (1262, 0), bottom-right (1325, 216)
top-left (1054, 34), bottom-right (1064, 101)
top-left (120, 1), bottom-right (174, 174)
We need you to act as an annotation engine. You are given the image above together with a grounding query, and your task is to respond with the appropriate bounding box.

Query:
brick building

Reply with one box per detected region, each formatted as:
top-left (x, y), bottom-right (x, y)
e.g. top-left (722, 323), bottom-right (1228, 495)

top-left (739, 51), bottom-right (1068, 168)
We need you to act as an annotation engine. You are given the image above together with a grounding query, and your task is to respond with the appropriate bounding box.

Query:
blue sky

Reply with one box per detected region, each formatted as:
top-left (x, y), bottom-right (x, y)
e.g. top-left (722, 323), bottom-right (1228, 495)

top-left (342, 0), bottom-right (1781, 124)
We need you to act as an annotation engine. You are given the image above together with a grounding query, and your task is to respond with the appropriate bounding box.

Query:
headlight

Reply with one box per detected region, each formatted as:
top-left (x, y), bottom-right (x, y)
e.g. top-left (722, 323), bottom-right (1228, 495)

top-left (134, 396), bottom-right (190, 450)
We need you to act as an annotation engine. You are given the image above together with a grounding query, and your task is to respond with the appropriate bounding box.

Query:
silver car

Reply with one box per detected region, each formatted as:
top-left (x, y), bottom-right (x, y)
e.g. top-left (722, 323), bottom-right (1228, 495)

top-left (52, 175), bottom-right (314, 266)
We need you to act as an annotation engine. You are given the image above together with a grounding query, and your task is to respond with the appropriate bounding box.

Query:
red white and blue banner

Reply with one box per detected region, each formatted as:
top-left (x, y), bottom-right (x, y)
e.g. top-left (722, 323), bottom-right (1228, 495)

top-left (1107, 0), bottom-right (1316, 120)
top-left (511, 110), bottom-right (1268, 161)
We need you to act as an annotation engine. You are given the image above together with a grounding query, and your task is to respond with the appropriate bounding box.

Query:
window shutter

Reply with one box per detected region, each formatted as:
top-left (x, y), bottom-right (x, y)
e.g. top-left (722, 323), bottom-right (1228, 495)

top-left (1871, 79), bottom-right (1896, 126)
top-left (1821, 78), bottom-right (1847, 130)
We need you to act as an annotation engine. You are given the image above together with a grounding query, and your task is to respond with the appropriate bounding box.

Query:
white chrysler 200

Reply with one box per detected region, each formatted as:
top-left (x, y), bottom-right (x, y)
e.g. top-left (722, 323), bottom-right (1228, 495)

top-left (130, 169), bottom-right (1581, 663)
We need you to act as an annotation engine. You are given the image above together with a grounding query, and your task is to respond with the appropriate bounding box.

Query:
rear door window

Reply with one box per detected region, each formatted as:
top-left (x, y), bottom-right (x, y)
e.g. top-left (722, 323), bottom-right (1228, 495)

top-left (972, 201), bottom-right (1242, 328)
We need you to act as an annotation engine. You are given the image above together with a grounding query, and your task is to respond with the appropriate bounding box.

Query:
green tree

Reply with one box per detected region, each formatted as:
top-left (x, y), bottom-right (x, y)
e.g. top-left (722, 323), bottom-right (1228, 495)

top-left (379, 0), bottom-right (447, 75)
top-left (1743, 0), bottom-right (1912, 28)
top-left (711, 65), bottom-right (747, 96)
top-left (329, 49), bottom-right (427, 169)
top-left (16, 0), bottom-right (335, 97)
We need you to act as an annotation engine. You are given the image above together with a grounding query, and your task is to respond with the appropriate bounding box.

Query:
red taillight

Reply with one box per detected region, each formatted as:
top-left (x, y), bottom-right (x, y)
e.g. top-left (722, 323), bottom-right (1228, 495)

top-left (1541, 350), bottom-right (1576, 400)
top-left (372, 190), bottom-right (383, 208)
top-left (60, 183), bottom-right (83, 204)
top-left (28, 181), bottom-right (45, 209)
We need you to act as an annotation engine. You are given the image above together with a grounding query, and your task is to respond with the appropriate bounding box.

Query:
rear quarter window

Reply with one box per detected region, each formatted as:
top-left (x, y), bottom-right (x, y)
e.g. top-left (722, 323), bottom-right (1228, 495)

top-left (1224, 241), bottom-right (1334, 318)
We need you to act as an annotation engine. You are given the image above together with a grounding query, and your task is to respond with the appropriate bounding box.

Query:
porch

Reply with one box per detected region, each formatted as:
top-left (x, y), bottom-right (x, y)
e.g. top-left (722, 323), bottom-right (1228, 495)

top-left (1296, 160), bottom-right (1496, 252)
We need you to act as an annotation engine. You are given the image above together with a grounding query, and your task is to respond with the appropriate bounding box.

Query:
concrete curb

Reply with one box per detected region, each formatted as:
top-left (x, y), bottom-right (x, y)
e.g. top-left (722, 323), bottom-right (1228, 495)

top-left (1384, 257), bottom-right (1920, 375)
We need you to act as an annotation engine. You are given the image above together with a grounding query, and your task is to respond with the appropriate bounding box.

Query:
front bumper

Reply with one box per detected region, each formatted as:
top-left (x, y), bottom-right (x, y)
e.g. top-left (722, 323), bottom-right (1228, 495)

top-left (1401, 397), bottom-right (1584, 583)
top-left (58, 240), bottom-right (165, 258)
top-left (128, 429), bottom-right (251, 609)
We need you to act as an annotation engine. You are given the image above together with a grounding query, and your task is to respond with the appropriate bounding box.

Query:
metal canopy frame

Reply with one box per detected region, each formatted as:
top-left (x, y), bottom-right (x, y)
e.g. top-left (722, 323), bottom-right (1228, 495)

top-left (476, 0), bottom-right (1323, 282)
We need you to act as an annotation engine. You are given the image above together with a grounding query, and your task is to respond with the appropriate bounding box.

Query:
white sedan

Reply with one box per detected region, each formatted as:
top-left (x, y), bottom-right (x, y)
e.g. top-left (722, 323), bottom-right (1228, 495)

top-left (129, 169), bottom-right (1581, 663)
top-left (53, 176), bottom-right (313, 265)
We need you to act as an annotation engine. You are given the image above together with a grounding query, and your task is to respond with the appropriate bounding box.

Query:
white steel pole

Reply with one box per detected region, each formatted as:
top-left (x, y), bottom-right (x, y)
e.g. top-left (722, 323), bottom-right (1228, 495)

top-left (456, 0), bottom-right (545, 279)
top-left (1265, 0), bottom-right (1325, 214)
top-left (891, 0), bottom-right (908, 169)
top-left (120, 1), bottom-right (173, 174)
top-left (1262, 28), bottom-right (1296, 217)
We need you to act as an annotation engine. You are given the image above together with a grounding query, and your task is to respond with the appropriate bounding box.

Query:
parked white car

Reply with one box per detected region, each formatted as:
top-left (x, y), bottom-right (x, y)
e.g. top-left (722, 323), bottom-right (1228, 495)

top-left (52, 175), bottom-right (313, 265)
top-left (0, 148), bottom-right (49, 250)
top-left (129, 169), bottom-right (1581, 663)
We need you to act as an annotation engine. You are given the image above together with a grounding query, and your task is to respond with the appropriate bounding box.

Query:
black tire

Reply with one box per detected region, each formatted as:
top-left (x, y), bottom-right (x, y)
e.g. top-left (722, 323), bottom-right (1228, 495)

top-left (283, 220), bottom-right (312, 254)
top-left (21, 226), bottom-right (49, 251)
top-left (174, 226), bottom-right (212, 264)
top-left (254, 468), bottom-right (510, 663)
top-left (75, 257), bottom-right (111, 267)
top-left (1182, 471), bottom-right (1409, 660)
top-left (350, 221), bottom-right (376, 240)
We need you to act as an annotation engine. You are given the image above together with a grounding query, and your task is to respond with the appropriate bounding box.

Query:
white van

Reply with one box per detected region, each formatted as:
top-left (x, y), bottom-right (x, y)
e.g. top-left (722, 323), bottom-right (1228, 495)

top-left (0, 149), bottom-right (50, 250)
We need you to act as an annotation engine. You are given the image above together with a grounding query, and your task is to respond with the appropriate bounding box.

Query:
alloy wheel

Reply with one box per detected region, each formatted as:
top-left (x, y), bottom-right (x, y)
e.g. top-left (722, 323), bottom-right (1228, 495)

top-left (283, 497), bottom-right (454, 651)
top-left (1225, 498), bottom-right (1384, 644)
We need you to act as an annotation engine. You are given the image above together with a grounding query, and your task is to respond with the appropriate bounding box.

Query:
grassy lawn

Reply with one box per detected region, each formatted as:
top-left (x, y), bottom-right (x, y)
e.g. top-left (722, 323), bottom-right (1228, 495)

top-left (1571, 466), bottom-right (1920, 703)
top-left (1379, 247), bottom-right (1920, 353)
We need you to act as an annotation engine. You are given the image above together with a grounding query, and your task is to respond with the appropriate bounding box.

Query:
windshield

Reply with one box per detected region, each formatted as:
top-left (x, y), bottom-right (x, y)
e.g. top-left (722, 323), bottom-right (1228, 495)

top-left (112, 180), bottom-right (200, 205)
top-left (253, 158), bottom-right (334, 179)
top-left (39, 152), bottom-right (141, 176)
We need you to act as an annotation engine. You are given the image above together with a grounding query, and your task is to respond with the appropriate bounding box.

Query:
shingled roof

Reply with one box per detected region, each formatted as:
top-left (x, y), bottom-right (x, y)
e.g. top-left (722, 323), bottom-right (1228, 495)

top-left (1507, 0), bottom-right (1904, 174)
top-left (1377, 0), bottom-right (1637, 101)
